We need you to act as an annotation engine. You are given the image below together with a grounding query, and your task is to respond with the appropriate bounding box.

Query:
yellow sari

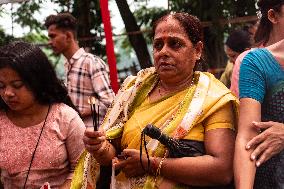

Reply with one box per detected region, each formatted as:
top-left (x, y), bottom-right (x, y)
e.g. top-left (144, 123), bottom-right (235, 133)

top-left (71, 67), bottom-right (239, 189)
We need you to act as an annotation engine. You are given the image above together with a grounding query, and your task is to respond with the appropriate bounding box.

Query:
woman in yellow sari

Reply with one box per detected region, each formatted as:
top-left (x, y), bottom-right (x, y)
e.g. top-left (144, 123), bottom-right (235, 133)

top-left (72, 12), bottom-right (238, 189)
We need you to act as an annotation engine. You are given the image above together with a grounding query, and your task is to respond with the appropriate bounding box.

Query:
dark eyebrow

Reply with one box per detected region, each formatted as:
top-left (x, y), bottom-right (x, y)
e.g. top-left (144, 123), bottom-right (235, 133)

top-left (154, 36), bottom-right (184, 41)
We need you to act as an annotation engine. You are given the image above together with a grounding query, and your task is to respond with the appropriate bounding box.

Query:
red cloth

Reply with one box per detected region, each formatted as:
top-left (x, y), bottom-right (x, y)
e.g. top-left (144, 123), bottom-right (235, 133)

top-left (100, 0), bottom-right (119, 93)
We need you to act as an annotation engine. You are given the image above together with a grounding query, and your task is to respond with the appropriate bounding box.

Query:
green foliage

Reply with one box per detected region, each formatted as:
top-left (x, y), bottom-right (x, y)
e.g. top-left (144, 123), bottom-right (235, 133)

top-left (0, 0), bottom-right (106, 56)
top-left (22, 31), bottom-right (48, 42)
top-left (0, 28), bottom-right (14, 46)
top-left (13, 0), bottom-right (43, 32)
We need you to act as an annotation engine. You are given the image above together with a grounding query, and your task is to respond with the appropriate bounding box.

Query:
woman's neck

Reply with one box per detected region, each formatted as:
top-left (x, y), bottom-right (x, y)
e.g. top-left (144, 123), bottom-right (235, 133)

top-left (267, 39), bottom-right (284, 67)
top-left (159, 74), bottom-right (194, 93)
top-left (266, 28), bottom-right (284, 46)
top-left (7, 103), bottom-right (50, 127)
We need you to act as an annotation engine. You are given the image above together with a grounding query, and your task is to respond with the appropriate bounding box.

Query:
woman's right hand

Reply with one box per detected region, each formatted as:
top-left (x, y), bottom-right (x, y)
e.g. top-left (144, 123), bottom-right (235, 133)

top-left (83, 129), bottom-right (107, 158)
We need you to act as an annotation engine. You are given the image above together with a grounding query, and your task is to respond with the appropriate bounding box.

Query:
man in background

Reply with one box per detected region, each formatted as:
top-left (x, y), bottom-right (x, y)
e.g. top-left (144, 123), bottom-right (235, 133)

top-left (45, 13), bottom-right (114, 127)
top-left (220, 29), bottom-right (252, 88)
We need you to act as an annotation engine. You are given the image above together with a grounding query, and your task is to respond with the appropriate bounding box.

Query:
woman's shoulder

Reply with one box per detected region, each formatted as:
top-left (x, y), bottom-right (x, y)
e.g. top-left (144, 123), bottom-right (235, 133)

top-left (242, 48), bottom-right (281, 74)
top-left (50, 103), bottom-right (84, 132)
top-left (195, 71), bottom-right (238, 102)
top-left (51, 103), bottom-right (81, 122)
top-left (198, 71), bottom-right (231, 90)
top-left (121, 67), bottom-right (156, 89)
top-left (243, 48), bottom-right (271, 63)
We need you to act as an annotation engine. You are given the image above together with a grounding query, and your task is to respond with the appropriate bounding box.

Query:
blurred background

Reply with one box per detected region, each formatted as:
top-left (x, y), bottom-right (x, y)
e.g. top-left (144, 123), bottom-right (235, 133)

top-left (0, 0), bottom-right (258, 84)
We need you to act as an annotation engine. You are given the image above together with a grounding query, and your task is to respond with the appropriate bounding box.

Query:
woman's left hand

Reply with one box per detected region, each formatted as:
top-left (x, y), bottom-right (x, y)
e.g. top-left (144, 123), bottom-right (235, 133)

top-left (114, 149), bottom-right (150, 178)
top-left (246, 121), bottom-right (284, 167)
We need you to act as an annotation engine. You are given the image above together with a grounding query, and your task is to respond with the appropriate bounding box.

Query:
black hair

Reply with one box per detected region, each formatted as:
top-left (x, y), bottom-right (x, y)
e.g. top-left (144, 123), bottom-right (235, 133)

top-left (0, 41), bottom-right (78, 113)
top-left (226, 29), bottom-right (252, 53)
top-left (153, 12), bottom-right (207, 71)
top-left (254, 0), bottom-right (284, 45)
top-left (44, 12), bottom-right (78, 39)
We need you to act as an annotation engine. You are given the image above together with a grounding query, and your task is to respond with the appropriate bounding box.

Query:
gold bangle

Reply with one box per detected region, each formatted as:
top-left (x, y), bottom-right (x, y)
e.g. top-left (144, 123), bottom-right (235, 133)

top-left (156, 156), bottom-right (166, 177)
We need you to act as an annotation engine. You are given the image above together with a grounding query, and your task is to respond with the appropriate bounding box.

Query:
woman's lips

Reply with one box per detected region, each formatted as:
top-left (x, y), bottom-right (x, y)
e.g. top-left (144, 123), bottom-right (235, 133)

top-left (5, 101), bottom-right (18, 107)
top-left (159, 62), bottom-right (174, 70)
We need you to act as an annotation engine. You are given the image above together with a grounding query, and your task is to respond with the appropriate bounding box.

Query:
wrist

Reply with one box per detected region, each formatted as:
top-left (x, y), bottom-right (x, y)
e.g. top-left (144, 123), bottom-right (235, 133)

top-left (149, 157), bottom-right (160, 175)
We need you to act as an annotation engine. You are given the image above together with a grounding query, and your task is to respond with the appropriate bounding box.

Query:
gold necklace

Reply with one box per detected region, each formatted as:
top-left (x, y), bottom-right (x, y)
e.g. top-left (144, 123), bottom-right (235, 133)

top-left (158, 77), bottom-right (195, 97)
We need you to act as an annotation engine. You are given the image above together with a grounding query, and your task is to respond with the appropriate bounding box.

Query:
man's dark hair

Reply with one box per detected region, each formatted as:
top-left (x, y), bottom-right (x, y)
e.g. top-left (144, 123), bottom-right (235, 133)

top-left (44, 12), bottom-right (78, 39)
top-left (226, 29), bottom-right (251, 53)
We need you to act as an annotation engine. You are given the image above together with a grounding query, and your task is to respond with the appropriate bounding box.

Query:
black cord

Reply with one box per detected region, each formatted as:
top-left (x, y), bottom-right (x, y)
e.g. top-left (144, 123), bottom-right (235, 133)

top-left (23, 105), bottom-right (51, 189)
top-left (140, 131), bottom-right (150, 173)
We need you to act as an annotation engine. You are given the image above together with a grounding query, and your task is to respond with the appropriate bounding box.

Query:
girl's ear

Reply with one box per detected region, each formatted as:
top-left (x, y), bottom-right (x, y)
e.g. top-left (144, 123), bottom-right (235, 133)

top-left (267, 9), bottom-right (278, 24)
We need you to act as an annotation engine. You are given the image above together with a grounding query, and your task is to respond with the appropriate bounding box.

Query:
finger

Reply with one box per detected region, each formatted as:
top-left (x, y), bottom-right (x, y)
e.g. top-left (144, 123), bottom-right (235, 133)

top-left (246, 133), bottom-right (266, 150)
top-left (112, 158), bottom-right (119, 164)
top-left (255, 148), bottom-right (272, 167)
top-left (250, 139), bottom-right (269, 161)
top-left (85, 143), bottom-right (103, 153)
top-left (98, 127), bottom-right (106, 133)
top-left (114, 159), bottom-right (128, 170)
top-left (83, 135), bottom-right (106, 145)
top-left (84, 130), bottom-right (105, 138)
top-left (252, 121), bottom-right (274, 130)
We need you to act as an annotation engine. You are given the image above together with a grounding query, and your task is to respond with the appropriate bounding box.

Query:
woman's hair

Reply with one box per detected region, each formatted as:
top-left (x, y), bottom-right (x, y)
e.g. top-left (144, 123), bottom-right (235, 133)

top-left (254, 0), bottom-right (284, 45)
top-left (152, 12), bottom-right (207, 71)
top-left (0, 41), bottom-right (78, 112)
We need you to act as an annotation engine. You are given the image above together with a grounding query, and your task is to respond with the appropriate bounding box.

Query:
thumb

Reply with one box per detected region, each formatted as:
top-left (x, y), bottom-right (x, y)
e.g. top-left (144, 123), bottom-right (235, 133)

top-left (252, 121), bottom-right (274, 130)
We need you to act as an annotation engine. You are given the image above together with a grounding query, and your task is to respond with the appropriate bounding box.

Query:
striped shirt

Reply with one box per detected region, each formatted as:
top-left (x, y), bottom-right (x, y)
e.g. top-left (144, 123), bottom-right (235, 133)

top-left (64, 48), bottom-right (114, 126)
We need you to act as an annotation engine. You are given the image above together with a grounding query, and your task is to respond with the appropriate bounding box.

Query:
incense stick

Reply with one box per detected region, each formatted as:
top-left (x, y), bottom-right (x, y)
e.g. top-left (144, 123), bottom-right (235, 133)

top-left (88, 96), bottom-right (99, 131)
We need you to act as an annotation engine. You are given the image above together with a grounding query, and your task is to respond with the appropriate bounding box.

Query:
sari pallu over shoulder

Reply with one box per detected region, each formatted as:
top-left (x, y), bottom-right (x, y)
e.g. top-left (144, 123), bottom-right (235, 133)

top-left (70, 69), bottom-right (239, 189)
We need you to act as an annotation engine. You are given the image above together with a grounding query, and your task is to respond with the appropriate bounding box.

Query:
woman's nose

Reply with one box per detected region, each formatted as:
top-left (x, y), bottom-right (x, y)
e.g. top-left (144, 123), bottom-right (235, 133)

top-left (4, 87), bottom-right (15, 97)
top-left (159, 44), bottom-right (169, 55)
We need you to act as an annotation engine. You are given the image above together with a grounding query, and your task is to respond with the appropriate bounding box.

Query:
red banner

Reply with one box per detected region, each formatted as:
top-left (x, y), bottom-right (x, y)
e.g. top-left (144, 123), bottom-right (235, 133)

top-left (100, 0), bottom-right (119, 93)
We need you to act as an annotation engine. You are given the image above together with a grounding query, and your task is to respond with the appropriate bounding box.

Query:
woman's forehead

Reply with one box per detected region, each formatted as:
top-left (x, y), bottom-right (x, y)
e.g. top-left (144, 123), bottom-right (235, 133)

top-left (154, 19), bottom-right (187, 39)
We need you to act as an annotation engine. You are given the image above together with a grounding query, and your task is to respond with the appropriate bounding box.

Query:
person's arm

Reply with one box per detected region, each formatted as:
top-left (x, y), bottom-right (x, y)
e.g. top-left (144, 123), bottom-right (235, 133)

top-left (234, 50), bottom-right (265, 189)
top-left (234, 98), bottom-right (261, 189)
top-left (115, 102), bottom-right (236, 186)
top-left (160, 102), bottom-right (236, 186)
